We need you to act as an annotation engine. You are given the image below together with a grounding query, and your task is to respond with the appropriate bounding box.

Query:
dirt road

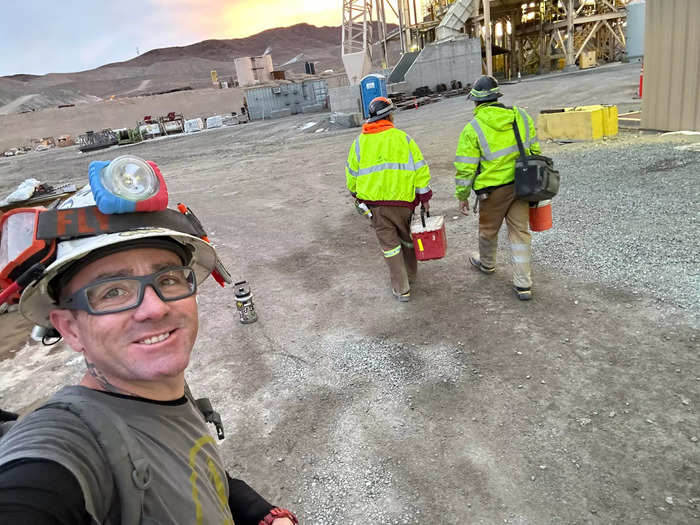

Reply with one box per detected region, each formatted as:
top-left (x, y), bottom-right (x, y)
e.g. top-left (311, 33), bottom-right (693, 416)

top-left (1, 63), bottom-right (698, 524)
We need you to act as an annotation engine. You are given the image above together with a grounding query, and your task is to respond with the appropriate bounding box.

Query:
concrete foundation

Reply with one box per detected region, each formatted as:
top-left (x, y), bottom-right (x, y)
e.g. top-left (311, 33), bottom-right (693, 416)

top-left (330, 112), bottom-right (363, 128)
top-left (268, 108), bottom-right (293, 119)
top-left (404, 37), bottom-right (481, 94)
top-left (329, 85), bottom-right (362, 115)
top-left (301, 104), bottom-right (325, 114)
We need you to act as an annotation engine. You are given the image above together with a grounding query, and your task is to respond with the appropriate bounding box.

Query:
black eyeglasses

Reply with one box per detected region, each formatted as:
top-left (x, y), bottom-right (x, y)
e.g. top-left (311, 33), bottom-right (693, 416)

top-left (58, 266), bottom-right (197, 315)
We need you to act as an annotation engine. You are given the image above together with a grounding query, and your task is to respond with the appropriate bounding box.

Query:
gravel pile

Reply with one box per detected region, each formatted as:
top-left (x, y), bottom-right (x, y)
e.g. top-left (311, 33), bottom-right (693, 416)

top-left (512, 134), bottom-right (699, 311)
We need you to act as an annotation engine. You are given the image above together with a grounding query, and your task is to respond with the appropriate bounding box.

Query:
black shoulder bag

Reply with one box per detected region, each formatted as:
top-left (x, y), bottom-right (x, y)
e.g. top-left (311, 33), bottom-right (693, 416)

top-left (512, 119), bottom-right (560, 201)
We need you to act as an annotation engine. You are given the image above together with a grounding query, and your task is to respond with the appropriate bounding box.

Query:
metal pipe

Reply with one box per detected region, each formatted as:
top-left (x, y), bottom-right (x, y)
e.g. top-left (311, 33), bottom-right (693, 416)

top-left (377, 0), bottom-right (388, 68)
top-left (397, 0), bottom-right (406, 53)
top-left (567, 0), bottom-right (575, 66)
top-left (483, 0), bottom-right (492, 76)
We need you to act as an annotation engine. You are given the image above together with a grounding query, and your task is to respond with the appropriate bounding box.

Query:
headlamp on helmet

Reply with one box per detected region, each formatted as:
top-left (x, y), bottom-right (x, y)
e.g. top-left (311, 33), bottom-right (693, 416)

top-left (89, 155), bottom-right (168, 214)
top-left (0, 156), bottom-right (230, 311)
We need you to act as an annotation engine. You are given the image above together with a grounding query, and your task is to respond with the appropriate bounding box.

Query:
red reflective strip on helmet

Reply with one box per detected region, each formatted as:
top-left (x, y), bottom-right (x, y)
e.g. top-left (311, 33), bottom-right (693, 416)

top-left (370, 96), bottom-right (392, 105)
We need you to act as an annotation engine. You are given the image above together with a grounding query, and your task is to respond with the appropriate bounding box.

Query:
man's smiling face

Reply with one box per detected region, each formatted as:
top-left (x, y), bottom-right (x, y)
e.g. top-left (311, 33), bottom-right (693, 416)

top-left (50, 247), bottom-right (199, 393)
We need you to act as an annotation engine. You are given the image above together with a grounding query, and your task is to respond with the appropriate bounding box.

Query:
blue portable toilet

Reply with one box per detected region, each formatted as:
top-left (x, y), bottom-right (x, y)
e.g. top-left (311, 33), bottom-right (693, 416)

top-left (360, 74), bottom-right (388, 119)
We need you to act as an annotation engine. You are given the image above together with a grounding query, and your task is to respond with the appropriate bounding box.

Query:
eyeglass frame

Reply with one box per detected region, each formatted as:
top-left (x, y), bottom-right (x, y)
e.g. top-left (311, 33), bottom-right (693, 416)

top-left (56, 265), bottom-right (197, 315)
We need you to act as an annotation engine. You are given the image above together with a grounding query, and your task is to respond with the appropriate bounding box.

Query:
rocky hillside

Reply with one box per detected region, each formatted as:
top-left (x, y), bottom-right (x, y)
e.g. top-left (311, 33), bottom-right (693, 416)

top-left (0, 23), bottom-right (367, 115)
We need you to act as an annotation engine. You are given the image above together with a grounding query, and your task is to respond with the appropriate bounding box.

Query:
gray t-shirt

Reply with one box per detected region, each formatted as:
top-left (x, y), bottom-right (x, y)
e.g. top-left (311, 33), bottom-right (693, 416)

top-left (0, 385), bottom-right (234, 524)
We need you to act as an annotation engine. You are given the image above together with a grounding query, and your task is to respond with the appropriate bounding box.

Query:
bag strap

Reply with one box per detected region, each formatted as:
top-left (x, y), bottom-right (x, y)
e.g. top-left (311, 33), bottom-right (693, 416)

top-left (38, 395), bottom-right (149, 525)
top-left (184, 383), bottom-right (225, 440)
top-left (512, 118), bottom-right (527, 159)
top-left (420, 204), bottom-right (430, 228)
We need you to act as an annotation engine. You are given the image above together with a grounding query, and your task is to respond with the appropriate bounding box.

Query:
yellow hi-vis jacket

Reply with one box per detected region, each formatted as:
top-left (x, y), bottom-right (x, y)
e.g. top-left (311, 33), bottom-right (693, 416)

top-left (346, 121), bottom-right (432, 206)
top-left (454, 103), bottom-right (541, 201)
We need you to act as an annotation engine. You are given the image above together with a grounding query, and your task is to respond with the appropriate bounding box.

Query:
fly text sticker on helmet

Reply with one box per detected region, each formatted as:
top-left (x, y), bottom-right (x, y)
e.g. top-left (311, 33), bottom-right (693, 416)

top-left (37, 207), bottom-right (111, 239)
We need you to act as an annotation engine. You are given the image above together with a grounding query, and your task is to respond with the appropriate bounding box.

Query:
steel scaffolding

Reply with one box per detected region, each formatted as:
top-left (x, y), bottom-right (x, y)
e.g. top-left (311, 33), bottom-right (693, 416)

top-left (342, 1), bottom-right (632, 80)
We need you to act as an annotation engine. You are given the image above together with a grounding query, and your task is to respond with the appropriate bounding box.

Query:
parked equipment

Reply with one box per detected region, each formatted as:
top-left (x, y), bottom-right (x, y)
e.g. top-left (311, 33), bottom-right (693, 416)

top-left (137, 116), bottom-right (163, 140)
top-left (184, 118), bottom-right (205, 133)
top-left (114, 128), bottom-right (142, 145)
top-left (77, 130), bottom-right (118, 153)
top-left (205, 115), bottom-right (223, 129)
top-left (159, 112), bottom-right (185, 135)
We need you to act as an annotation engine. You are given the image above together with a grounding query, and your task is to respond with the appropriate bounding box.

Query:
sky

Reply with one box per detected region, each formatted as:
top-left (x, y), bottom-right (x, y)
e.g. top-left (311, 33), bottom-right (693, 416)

top-left (0, 0), bottom-right (344, 77)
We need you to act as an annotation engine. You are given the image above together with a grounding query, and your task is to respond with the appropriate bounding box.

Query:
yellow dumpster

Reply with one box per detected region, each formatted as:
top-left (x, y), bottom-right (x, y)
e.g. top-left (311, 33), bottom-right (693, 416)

top-left (537, 105), bottom-right (618, 141)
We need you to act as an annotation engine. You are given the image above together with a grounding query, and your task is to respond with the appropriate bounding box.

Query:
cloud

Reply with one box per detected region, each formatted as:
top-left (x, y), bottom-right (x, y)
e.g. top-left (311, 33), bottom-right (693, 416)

top-left (151, 0), bottom-right (341, 39)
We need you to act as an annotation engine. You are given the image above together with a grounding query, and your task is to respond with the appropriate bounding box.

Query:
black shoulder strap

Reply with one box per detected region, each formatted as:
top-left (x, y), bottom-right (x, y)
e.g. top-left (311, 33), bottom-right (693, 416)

top-left (0, 409), bottom-right (19, 437)
top-left (512, 118), bottom-right (527, 159)
top-left (0, 421), bottom-right (16, 437)
top-left (184, 383), bottom-right (225, 440)
top-left (37, 395), bottom-right (149, 525)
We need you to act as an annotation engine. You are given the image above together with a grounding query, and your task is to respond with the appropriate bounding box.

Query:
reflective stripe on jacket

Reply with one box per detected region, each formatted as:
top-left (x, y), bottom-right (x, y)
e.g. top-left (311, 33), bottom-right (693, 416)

top-left (454, 103), bottom-right (541, 201)
top-left (346, 121), bottom-right (431, 206)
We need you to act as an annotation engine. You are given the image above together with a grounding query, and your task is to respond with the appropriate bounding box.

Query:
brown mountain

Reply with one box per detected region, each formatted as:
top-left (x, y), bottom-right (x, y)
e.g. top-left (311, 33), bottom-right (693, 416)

top-left (0, 23), bottom-right (383, 115)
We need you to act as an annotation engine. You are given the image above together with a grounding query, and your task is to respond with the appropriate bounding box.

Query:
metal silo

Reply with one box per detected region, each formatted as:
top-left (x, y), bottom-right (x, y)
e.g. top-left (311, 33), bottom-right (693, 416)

top-left (625, 0), bottom-right (646, 61)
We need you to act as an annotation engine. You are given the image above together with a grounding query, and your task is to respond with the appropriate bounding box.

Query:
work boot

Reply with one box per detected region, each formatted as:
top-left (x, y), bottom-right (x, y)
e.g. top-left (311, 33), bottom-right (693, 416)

top-left (514, 286), bottom-right (532, 301)
top-left (392, 289), bottom-right (411, 302)
top-left (469, 253), bottom-right (495, 275)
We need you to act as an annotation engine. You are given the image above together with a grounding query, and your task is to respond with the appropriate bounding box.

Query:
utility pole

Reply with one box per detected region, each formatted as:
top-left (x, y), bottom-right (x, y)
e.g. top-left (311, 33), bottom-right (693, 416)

top-left (566, 0), bottom-right (575, 67)
top-left (376, 0), bottom-right (388, 68)
top-left (483, 0), bottom-right (492, 76)
top-left (510, 11), bottom-right (518, 80)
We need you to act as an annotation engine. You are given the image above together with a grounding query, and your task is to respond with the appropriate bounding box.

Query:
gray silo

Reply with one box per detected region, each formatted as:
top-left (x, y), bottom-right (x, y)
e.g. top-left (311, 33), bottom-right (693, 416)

top-left (625, 0), bottom-right (646, 61)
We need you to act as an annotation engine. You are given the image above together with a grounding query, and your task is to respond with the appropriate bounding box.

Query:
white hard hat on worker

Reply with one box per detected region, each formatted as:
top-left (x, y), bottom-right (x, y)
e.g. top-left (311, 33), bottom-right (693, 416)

top-left (0, 155), bottom-right (231, 328)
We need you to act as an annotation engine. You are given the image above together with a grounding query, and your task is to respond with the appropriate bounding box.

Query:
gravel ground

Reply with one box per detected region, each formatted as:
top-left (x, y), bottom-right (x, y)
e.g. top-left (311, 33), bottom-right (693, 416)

top-left (523, 133), bottom-right (699, 311)
top-left (1, 63), bottom-right (699, 524)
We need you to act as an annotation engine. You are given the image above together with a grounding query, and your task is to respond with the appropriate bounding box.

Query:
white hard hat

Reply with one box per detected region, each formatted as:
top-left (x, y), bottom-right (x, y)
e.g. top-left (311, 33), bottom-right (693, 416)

top-left (19, 184), bottom-right (219, 328)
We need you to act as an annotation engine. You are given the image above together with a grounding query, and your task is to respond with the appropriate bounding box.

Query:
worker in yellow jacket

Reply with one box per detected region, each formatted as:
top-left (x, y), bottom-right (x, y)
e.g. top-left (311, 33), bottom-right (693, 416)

top-left (346, 96), bottom-right (432, 302)
top-left (454, 75), bottom-right (541, 301)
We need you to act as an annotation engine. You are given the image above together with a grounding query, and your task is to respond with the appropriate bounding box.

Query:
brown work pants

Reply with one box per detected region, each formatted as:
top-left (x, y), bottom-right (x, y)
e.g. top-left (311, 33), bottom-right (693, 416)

top-left (370, 205), bottom-right (417, 295)
top-left (478, 184), bottom-right (532, 289)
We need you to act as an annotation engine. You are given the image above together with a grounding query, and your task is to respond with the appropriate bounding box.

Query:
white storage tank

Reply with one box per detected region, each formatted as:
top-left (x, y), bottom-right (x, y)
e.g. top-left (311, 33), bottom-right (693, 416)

top-left (625, 0), bottom-right (645, 61)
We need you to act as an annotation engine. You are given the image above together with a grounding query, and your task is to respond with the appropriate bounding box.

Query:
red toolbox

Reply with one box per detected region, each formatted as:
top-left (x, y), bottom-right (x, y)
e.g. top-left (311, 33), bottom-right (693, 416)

top-left (411, 208), bottom-right (447, 261)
